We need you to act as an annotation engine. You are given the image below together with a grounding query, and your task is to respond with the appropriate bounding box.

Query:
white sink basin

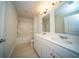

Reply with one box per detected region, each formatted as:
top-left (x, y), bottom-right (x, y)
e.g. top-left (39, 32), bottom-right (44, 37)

top-left (51, 37), bottom-right (72, 45)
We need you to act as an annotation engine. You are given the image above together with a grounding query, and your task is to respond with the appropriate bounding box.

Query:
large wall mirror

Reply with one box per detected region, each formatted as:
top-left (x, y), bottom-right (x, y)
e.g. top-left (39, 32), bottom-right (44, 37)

top-left (55, 1), bottom-right (79, 35)
top-left (42, 14), bottom-right (50, 32)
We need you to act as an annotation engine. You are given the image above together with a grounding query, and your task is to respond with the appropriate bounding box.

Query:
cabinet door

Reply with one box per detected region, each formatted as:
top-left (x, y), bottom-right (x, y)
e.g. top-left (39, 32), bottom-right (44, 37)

top-left (44, 39), bottom-right (79, 58)
top-left (34, 36), bottom-right (42, 57)
top-left (41, 45), bottom-right (53, 58)
top-left (41, 44), bottom-right (62, 58)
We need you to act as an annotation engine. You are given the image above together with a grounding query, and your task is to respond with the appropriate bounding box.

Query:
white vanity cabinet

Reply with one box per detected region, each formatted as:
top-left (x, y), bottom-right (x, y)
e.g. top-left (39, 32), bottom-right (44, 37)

top-left (34, 35), bottom-right (62, 58)
top-left (34, 36), bottom-right (42, 57)
top-left (34, 35), bottom-right (79, 58)
top-left (40, 37), bottom-right (62, 58)
top-left (41, 44), bottom-right (62, 58)
top-left (41, 38), bottom-right (79, 58)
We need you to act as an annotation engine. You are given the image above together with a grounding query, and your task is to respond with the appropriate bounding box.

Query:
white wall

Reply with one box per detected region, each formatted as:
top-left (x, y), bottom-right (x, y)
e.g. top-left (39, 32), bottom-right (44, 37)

top-left (3, 2), bottom-right (17, 57)
top-left (64, 13), bottom-right (79, 35)
top-left (34, 15), bottom-right (42, 33)
top-left (50, 9), bottom-right (55, 33)
top-left (17, 17), bottom-right (34, 44)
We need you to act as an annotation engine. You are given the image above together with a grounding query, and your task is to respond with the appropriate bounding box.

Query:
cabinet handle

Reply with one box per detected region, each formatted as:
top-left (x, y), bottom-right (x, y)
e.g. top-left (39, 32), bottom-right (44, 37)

top-left (50, 53), bottom-right (55, 58)
top-left (53, 55), bottom-right (55, 58)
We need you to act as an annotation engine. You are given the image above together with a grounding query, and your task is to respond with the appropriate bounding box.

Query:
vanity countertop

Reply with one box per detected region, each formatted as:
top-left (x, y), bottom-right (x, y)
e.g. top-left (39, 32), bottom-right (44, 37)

top-left (35, 33), bottom-right (79, 55)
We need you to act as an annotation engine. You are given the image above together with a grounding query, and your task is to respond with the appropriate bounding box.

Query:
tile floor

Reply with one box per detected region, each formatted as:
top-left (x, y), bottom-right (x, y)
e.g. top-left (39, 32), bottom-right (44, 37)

top-left (11, 43), bottom-right (38, 58)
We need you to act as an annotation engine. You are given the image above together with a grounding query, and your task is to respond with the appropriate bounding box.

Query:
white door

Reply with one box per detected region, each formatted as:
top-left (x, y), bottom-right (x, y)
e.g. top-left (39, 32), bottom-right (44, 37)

top-left (0, 1), bottom-right (17, 58)
top-left (0, 1), bottom-right (6, 58)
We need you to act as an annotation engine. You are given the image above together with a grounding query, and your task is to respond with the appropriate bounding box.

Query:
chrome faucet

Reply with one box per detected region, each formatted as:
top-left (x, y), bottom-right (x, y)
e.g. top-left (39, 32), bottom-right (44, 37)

top-left (59, 35), bottom-right (68, 39)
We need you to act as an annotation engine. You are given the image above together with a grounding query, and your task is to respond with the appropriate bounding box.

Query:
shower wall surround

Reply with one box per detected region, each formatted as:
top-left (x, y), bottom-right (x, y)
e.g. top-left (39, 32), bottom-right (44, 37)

top-left (17, 17), bottom-right (34, 44)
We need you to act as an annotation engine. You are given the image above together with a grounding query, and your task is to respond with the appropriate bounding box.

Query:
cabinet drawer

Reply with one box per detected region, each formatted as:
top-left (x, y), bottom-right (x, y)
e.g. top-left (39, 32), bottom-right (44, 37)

top-left (41, 44), bottom-right (62, 58)
top-left (50, 44), bottom-right (79, 58)
top-left (41, 38), bottom-right (79, 58)
top-left (48, 47), bottom-right (62, 58)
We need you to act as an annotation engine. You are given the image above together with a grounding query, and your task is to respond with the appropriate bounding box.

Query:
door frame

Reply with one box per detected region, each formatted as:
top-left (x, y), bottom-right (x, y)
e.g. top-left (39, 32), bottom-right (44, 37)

top-left (0, 1), bottom-right (7, 58)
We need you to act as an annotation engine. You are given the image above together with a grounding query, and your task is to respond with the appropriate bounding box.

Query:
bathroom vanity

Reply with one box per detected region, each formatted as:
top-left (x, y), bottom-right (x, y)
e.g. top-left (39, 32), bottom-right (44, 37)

top-left (34, 33), bottom-right (79, 58)
top-left (34, 1), bottom-right (79, 58)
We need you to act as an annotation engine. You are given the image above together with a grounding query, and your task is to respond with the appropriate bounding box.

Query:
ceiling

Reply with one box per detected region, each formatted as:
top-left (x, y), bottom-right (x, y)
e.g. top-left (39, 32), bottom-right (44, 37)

top-left (13, 1), bottom-right (51, 19)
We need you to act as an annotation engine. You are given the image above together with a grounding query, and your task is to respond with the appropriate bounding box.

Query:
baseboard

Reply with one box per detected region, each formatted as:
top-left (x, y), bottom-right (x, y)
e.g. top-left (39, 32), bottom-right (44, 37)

top-left (8, 42), bottom-right (16, 58)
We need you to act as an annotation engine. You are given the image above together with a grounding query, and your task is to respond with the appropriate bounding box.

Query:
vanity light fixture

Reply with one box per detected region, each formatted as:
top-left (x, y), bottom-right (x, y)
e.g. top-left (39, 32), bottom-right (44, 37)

top-left (43, 8), bottom-right (48, 14)
top-left (51, 1), bottom-right (62, 6)
top-left (40, 8), bottom-right (48, 15)
top-left (52, 2), bottom-right (55, 5)
top-left (40, 1), bottom-right (62, 15)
